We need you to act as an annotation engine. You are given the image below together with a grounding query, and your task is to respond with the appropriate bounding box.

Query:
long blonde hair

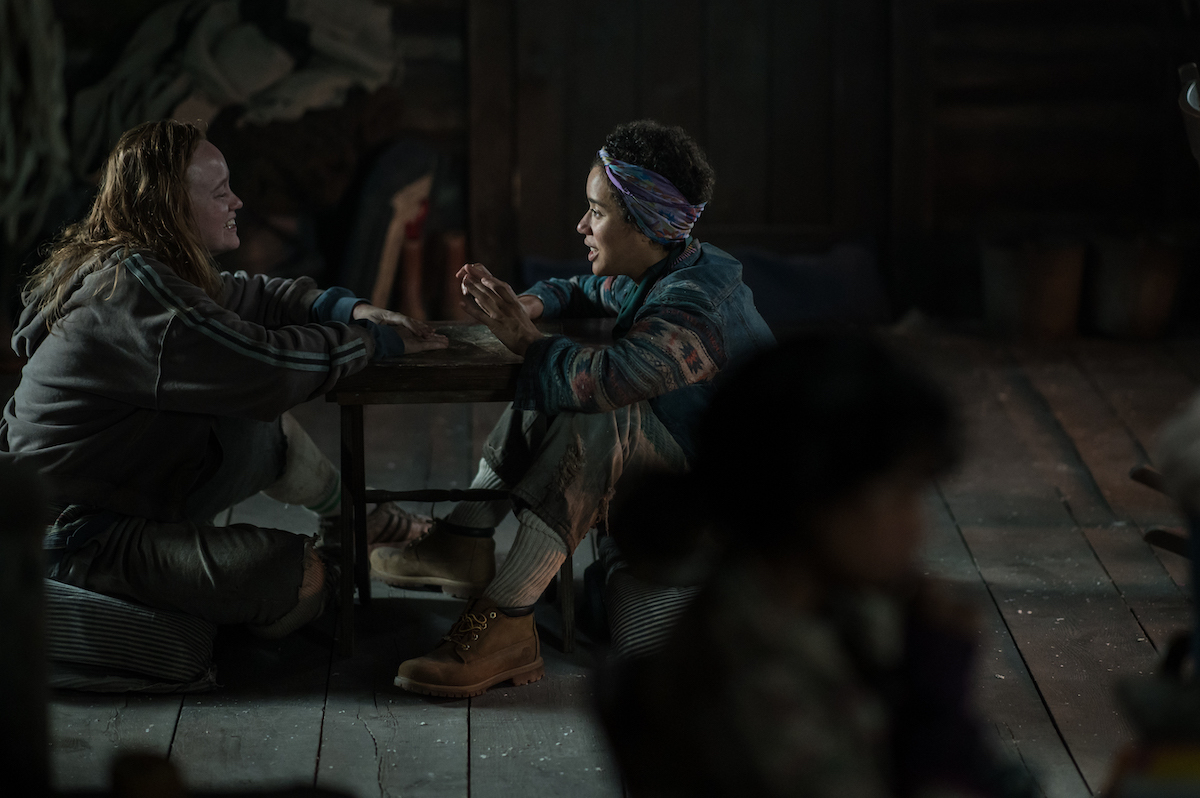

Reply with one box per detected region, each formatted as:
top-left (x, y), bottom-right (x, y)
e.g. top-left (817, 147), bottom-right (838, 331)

top-left (26, 120), bottom-right (223, 322)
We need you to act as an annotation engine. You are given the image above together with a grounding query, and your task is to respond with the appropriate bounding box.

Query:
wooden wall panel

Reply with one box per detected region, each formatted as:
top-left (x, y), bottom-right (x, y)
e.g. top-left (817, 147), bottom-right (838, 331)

top-left (476, 0), bottom-right (893, 263)
top-left (514, 0), bottom-right (570, 260)
top-left (770, 0), bottom-right (834, 230)
top-left (831, 0), bottom-right (891, 238)
top-left (564, 0), bottom-right (641, 254)
top-left (891, 0), bottom-right (934, 233)
top-left (638, 1), bottom-right (706, 136)
top-left (468, 0), bottom-right (516, 278)
top-left (918, 0), bottom-right (1188, 233)
top-left (703, 0), bottom-right (771, 228)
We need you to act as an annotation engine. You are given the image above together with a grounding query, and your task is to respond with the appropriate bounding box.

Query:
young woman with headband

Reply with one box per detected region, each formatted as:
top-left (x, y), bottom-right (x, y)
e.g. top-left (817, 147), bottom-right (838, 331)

top-left (370, 119), bottom-right (775, 697)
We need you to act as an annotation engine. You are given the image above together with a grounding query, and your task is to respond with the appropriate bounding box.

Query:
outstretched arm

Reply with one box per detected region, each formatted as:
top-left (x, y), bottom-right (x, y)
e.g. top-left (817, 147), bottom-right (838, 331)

top-left (310, 286), bottom-right (448, 355)
top-left (522, 273), bottom-right (631, 319)
top-left (350, 302), bottom-right (448, 354)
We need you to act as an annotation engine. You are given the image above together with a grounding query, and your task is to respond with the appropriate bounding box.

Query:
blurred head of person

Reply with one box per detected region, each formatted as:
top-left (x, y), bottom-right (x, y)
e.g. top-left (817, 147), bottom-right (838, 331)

top-left (612, 332), bottom-right (959, 595)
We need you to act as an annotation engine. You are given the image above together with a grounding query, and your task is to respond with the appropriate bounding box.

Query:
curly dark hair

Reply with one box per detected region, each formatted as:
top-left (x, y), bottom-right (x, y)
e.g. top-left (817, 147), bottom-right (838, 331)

top-left (594, 120), bottom-right (716, 228)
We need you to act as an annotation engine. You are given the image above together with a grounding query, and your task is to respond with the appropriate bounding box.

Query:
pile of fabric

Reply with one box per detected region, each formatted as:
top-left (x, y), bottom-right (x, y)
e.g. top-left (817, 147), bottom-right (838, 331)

top-left (71, 0), bottom-right (401, 178)
top-left (0, 0), bottom-right (70, 248)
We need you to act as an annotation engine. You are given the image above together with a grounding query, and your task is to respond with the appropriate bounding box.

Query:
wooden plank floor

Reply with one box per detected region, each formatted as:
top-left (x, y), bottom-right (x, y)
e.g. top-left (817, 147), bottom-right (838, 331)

top-left (38, 333), bottom-right (1196, 796)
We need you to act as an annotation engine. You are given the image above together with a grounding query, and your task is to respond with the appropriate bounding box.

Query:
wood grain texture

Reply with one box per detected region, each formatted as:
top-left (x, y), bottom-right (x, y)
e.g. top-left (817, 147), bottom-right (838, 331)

top-left (329, 324), bottom-right (522, 403)
top-left (168, 595), bottom-right (335, 790)
top-left (565, 0), bottom-right (638, 215)
top-left (1080, 525), bottom-right (1189, 653)
top-left (703, 0), bottom-right (770, 228)
top-left (973, 346), bottom-right (1189, 655)
top-left (905, 336), bottom-right (1075, 527)
top-left (890, 0), bottom-right (934, 233)
top-left (987, 356), bottom-right (1113, 528)
top-left (638, 1), bottom-right (704, 135)
top-left (468, 0), bottom-right (518, 279)
top-left (317, 592), bottom-right (471, 797)
top-left (771, 0), bottom-right (833, 229)
top-left (831, 0), bottom-right (890, 238)
top-left (463, 0), bottom-right (516, 277)
top-left (1071, 339), bottom-right (1196, 465)
top-left (913, 333), bottom-right (1170, 792)
top-left (515, 0), bottom-right (570, 258)
top-left (48, 694), bottom-right (182, 791)
top-left (959, 522), bottom-right (1153, 792)
top-left (328, 321), bottom-right (613, 405)
top-left (1014, 345), bottom-right (1177, 529)
top-left (469, 654), bottom-right (622, 798)
top-left (922, 496), bottom-right (1088, 798)
top-left (41, 334), bottom-right (1199, 795)
top-left (318, 401), bottom-right (471, 796)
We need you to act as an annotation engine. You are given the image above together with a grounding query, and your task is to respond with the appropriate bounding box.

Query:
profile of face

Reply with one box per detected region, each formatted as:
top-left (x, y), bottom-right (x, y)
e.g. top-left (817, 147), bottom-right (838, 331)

top-left (810, 463), bottom-right (930, 590)
top-left (577, 165), bottom-right (663, 281)
top-left (186, 140), bottom-right (243, 255)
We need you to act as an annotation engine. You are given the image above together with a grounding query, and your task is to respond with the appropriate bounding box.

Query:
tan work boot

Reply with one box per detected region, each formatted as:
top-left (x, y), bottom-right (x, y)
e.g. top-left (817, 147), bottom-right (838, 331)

top-left (368, 525), bottom-right (495, 597)
top-left (394, 598), bottom-right (544, 697)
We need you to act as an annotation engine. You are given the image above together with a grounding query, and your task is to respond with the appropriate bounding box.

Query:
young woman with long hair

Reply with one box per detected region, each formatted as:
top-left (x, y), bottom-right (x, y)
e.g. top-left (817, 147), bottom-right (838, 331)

top-left (2, 119), bottom-right (446, 636)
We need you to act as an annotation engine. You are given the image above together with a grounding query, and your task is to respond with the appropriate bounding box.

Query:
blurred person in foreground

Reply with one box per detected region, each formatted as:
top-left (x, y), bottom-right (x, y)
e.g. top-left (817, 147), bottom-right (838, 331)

top-left (0, 119), bottom-right (446, 637)
top-left (600, 334), bottom-right (1039, 798)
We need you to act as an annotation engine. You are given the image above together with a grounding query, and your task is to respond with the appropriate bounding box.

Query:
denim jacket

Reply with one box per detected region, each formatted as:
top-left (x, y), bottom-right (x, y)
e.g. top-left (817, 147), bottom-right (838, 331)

top-left (517, 239), bottom-right (775, 460)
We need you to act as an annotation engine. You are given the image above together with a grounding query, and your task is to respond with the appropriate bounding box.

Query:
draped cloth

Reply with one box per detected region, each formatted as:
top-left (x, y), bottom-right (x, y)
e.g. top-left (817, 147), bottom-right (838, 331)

top-left (598, 148), bottom-right (705, 244)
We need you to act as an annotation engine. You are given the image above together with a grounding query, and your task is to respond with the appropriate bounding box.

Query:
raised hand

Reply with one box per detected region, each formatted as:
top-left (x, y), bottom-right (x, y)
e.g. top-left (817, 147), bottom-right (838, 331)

top-left (456, 263), bottom-right (543, 356)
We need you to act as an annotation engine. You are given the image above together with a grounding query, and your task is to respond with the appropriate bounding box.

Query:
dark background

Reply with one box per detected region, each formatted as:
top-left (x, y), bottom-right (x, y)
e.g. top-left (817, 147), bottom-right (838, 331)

top-left (9, 0), bottom-right (1200, 337)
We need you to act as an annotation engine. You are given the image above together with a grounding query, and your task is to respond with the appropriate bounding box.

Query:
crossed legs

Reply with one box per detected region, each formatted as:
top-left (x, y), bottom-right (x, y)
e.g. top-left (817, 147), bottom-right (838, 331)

top-left (371, 402), bottom-right (687, 696)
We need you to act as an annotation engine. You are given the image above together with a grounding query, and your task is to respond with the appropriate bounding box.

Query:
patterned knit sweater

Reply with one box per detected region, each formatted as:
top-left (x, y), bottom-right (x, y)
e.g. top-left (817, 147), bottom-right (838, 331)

top-left (517, 239), bottom-right (774, 459)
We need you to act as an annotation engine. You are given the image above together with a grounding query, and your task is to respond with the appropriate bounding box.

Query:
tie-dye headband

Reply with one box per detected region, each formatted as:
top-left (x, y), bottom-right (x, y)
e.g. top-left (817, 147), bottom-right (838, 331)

top-left (598, 148), bottom-right (706, 244)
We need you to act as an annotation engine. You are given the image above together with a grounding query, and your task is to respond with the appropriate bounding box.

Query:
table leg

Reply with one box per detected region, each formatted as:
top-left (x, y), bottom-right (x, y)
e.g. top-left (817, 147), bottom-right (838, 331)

top-left (337, 404), bottom-right (364, 657)
top-left (350, 407), bottom-right (371, 610)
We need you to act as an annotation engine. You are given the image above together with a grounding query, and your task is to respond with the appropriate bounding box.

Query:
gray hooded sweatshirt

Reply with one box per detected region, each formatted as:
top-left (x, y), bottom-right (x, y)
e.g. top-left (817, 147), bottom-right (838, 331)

top-left (0, 248), bottom-right (376, 521)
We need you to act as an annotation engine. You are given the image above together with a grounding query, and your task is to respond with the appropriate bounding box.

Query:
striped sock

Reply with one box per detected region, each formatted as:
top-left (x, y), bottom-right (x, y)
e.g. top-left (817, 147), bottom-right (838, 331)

top-left (484, 509), bottom-right (568, 608)
top-left (305, 473), bottom-right (342, 517)
top-left (446, 458), bottom-right (510, 530)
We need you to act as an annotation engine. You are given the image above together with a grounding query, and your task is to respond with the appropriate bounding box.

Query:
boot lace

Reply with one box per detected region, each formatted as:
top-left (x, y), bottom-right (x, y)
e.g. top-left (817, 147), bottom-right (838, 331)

top-left (443, 609), bottom-right (499, 650)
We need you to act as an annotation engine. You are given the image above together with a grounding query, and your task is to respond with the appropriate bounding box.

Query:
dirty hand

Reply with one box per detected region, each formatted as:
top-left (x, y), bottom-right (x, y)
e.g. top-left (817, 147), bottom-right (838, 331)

top-left (457, 263), bottom-right (543, 356)
top-left (352, 303), bottom-right (449, 354)
top-left (1156, 392), bottom-right (1200, 512)
top-left (352, 303), bottom-right (436, 337)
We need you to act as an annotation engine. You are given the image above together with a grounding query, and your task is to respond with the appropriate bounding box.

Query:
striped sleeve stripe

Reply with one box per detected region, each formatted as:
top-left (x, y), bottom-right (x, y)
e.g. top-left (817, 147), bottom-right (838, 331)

top-left (605, 571), bottom-right (699, 661)
top-left (44, 580), bottom-right (216, 684)
top-left (126, 254), bottom-right (365, 372)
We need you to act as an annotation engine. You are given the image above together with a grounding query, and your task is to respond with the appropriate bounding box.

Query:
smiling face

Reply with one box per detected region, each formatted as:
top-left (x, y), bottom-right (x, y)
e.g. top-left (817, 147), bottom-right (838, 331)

top-left (577, 166), bottom-right (667, 281)
top-left (186, 140), bottom-right (242, 255)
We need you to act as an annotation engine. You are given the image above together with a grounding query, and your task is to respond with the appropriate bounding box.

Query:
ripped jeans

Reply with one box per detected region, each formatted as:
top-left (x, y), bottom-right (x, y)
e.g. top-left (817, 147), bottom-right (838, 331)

top-left (482, 402), bottom-right (688, 552)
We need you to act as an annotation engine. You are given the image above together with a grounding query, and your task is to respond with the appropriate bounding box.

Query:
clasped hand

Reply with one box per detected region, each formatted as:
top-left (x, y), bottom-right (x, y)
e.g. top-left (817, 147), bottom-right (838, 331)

top-left (457, 263), bottom-right (544, 356)
top-left (351, 303), bottom-right (449, 353)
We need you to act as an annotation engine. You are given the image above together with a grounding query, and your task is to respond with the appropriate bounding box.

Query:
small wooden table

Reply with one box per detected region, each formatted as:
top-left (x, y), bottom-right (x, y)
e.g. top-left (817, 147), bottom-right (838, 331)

top-left (326, 320), bottom-right (608, 655)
